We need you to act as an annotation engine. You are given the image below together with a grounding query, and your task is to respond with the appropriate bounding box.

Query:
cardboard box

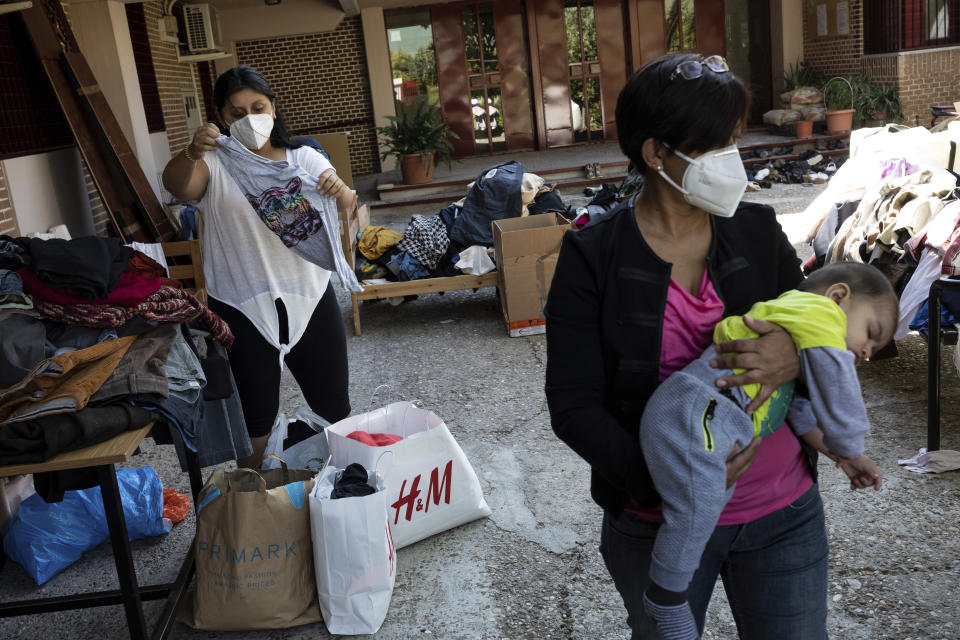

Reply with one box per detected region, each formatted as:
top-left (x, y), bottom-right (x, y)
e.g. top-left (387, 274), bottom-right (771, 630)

top-left (306, 132), bottom-right (353, 189)
top-left (492, 213), bottom-right (571, 337)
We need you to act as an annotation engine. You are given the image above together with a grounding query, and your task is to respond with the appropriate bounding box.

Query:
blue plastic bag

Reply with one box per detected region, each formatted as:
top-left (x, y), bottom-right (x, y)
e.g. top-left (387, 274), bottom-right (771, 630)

top-left (3, 466), bottom-right (168, 585)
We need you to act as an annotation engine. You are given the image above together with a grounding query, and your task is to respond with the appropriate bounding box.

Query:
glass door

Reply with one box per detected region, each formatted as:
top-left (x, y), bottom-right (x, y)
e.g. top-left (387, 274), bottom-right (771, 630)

top-left (463, 2), bottom-right (506, 154)
top-left (565, 0), bottom-right (603, 142)
top-left (385, 9), bottom-right (439, 109)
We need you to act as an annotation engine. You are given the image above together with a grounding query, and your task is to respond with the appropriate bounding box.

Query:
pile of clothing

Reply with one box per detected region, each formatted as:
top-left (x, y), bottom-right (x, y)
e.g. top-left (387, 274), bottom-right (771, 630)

top-left (741, 141), bottom-right (848, 190)
top-left (0, 234), bottom-right (252, 497)
top-left (802, 125), bottom-right (960, 340)
top-left (355, 161), bottom-right (568, 283)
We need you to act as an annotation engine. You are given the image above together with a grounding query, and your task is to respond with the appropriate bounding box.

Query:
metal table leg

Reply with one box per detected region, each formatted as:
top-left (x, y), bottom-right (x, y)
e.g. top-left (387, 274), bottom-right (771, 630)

top-left (96, 464), bottom-right (148, 640)
top-left (184, 449), bottom-right (204, 507)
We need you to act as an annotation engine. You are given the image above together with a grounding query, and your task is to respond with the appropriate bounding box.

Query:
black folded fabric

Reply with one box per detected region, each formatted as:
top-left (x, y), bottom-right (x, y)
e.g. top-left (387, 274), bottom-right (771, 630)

top-left (331, 463), bottom-right (376, 499)
top-left (0, 236), bottom-right (29, 270)
top-left (26, 236), bottom-right (133, 301)
top-left (0, 403), bottom-right (154, 465)
top-left (200, 354), bottom-right (232, 400)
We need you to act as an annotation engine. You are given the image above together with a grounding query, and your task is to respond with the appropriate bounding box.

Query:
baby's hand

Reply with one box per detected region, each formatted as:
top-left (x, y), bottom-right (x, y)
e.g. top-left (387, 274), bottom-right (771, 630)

top-left (836, 454), bottom-right (883, 491)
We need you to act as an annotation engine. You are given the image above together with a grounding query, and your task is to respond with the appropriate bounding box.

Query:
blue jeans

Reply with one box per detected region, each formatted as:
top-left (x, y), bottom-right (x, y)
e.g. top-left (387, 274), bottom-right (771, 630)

top-left (600, 484), bottom-right (828, 639)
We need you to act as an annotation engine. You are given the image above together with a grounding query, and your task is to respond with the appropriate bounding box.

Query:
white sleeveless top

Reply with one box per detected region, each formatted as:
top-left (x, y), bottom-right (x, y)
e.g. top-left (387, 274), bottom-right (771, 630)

top-left (198, 146), bottom-right (333, 354)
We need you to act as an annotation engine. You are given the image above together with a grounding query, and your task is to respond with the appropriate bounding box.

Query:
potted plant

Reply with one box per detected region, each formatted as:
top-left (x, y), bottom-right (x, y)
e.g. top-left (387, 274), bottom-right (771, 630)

top-left (823, 76), bottom-right (856, 133)
top-left (376, 97), bottom-right (459, 185)
top-left (864, 83), bottom-right (903, 125)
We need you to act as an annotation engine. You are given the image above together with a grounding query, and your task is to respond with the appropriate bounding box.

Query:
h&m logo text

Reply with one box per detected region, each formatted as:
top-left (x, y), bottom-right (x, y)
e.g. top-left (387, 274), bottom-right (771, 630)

top-left (390, 460), bottom-right (453, 525)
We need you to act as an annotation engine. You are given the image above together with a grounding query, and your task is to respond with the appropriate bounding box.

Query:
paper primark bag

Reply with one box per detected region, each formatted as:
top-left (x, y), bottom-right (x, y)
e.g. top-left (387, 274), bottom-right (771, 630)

top-left (180, 466), bottom-right (321, 630)
top-left (309, 466), bottom-right (396, 634)
top-left (325, 402), bottom-right (491, 548)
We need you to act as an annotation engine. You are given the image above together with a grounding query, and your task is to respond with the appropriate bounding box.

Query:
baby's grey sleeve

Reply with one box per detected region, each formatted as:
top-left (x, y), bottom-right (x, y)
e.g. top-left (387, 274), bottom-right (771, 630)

top-left (786, 396), bottom-right (818, 436)
top-left (799, 347), bottom-right (869, 457)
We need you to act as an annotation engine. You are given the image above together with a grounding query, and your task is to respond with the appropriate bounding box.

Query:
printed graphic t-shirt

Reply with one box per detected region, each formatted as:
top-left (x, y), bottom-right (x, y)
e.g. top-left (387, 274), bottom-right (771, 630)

top-left (199, 145), bottom-right (332, 352)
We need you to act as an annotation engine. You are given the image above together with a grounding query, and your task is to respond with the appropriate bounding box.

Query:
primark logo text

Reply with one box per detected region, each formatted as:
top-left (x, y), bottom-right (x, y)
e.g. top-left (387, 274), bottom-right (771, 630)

top-left (198, 540), bottom-right (298, 563)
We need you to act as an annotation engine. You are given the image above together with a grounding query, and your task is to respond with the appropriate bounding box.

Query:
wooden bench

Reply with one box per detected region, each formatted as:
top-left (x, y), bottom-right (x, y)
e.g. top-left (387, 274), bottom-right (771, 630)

top-left (161, 240), bottom-right (206, 305)
top-left (339, 204), bottom-right (498, 336)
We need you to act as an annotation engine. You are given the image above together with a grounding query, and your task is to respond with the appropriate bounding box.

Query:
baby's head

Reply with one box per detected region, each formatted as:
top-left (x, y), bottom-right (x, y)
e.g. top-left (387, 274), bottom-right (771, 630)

top-left (798, 263), bottom-right (899, 364)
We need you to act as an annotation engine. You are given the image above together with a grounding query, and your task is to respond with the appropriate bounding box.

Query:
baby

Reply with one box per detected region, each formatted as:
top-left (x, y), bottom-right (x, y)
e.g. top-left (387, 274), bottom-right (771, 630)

top-left (639, 262), bottom-right (899, 640)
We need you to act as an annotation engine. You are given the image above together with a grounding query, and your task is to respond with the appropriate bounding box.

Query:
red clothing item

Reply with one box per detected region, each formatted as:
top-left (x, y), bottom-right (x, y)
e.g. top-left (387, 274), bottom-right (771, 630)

top-left (19, 268), bottom-right (163, 307)
top-left (125, 250), bottom-right (166, 278)
top-left (162, 488), bottom-right (190, 523)
top-left (346, 430), bottom-right (403, 446)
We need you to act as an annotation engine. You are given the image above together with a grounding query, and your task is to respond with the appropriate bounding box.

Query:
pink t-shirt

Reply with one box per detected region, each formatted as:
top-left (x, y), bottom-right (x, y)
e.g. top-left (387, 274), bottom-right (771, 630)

top-left (629, 270), bottom-right (813, 525)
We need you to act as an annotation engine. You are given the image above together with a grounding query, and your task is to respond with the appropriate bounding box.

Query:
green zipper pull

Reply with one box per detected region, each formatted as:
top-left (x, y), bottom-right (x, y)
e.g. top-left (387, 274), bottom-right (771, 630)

top-left (701, 398), bottom-right (716, 452)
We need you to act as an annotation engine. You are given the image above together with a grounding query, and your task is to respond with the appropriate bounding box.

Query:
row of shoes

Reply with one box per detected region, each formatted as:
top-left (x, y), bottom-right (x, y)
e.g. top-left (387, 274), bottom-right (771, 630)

top-left (582, 162), bottom-right (604, 179)
top-left (815, 138), bottom-right (847, 151)
top-left (740, 146), bottom-right (795, 160)
top-left (745, 155), bottom-right (844, 186)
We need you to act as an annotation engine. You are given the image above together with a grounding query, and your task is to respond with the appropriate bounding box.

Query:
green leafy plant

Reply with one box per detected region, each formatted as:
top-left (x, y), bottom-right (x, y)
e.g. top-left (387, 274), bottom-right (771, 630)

top-left (823, 76), bottom-right (856, 111)
top-left (376, 97), bottom-right (459, 169)
top-left (783, 59), bottom-right (827, 92)
top-left (864, 82), bottom-right (903, 123)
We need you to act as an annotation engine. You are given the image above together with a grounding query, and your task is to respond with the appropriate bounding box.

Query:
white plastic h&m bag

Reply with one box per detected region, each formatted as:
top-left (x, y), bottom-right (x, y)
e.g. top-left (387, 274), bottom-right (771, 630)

top-left (325, 402), bottom-right (491, 548)
top-left (308, 465), bottom-right (396, 635)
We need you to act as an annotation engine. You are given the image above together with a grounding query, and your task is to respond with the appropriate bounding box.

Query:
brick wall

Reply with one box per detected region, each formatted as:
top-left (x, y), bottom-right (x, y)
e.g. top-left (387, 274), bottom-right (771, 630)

top-left (0, 163), bottom-right (17, 236)
top-left (143, 1), bottom-right (209, 157)
top-left (235, 17), bottom-right (381, 176)
top-left (894, 47), bottom-right (960, 126)
top-left (802, 0), bottom-right (864, 78)
top-left (803, 1), bottom-right (960, 128)
top-left (81, 159), bottom-right (110, 237)
top-left (860, 54), bottom-right (899, 85)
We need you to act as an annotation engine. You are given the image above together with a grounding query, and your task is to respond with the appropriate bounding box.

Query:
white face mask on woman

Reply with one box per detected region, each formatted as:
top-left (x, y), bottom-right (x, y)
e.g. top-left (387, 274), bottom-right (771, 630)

top-left (229, 113), bottom-right (275, 151)
top-left (656, 144), bottom-right (748, 218)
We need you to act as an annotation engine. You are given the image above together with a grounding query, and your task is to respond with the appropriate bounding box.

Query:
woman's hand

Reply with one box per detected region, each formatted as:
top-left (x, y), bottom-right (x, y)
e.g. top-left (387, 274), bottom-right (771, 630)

top-left (726, 437), bottom-right (761, 488)
top-left (317, 168), bottom-right (349, 198)
top-left (317, 168), bottom-right (357, 213)
top-left (188, 123), bottom-right (220, 159)
top-left (710, 316), bottom-right (800, 414)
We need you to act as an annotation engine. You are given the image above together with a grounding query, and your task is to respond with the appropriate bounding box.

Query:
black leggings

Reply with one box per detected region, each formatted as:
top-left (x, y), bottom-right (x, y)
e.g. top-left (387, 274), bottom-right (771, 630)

top-left (209, 286), bottom-right (350, 438)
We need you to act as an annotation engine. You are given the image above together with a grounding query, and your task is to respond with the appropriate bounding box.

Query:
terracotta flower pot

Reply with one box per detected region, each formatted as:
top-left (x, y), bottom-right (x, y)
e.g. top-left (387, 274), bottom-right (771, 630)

top-left (795, 120), bottom-right (813, 138)
top-left (825, 108), bottom-right (855, 134)
top-left (400, 152), bottom-right (436, 185)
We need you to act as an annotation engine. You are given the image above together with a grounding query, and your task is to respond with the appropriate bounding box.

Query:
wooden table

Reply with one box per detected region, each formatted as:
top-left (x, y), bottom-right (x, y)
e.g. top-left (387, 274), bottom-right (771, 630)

top-left (0, 424), bottom-right (202, 640)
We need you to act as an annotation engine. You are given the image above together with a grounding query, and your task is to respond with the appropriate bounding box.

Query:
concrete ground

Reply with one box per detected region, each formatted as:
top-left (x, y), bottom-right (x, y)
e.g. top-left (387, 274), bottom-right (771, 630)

top-left (2, 179), bottom-right (960, 640)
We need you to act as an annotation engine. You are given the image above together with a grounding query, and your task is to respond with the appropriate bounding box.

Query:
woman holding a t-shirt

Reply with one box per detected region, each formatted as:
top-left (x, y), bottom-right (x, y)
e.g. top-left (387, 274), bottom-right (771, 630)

top-left (545, 53), bottom-right (827, 639)
top-left (162, 65), bottom-right (354, 469)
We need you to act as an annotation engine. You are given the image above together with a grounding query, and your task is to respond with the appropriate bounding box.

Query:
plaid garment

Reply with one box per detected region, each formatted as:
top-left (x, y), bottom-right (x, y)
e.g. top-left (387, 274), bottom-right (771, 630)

top-left (397, 214), bottom-right (450, 271)
top-left (32, 286), bottom-right (234, 348)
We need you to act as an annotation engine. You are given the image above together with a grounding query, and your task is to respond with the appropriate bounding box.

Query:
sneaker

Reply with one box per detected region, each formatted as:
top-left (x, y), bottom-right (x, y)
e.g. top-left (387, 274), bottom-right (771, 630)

top-left (746, 181), bottom-right (762, 192)
top-left (824, 162), bottom-right (837, 174)
top-left (811, 172), bottom-right (829, 184)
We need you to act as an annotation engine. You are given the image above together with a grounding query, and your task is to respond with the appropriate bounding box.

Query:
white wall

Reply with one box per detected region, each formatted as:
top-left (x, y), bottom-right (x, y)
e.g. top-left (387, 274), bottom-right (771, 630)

top-left (4, 149), bottom-right (95, 238)
top-left (70, 0), bottom-right (161, 199)
top-left (218, 0), bottom-right (345, 42)
top-left (150, 130), bottom-right (173, 203)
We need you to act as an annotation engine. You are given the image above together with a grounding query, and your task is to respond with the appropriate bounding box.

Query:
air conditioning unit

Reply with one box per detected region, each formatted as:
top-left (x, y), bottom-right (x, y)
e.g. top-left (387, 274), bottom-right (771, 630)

top-left (182, 3), bottom-right (223, 53)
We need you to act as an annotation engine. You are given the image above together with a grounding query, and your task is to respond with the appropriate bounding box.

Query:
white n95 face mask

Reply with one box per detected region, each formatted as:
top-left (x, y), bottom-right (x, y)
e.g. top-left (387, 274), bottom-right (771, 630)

top-left (657, 144), bottom-right (748, 218)
top-left (229, 113), bottom-right (275, 150)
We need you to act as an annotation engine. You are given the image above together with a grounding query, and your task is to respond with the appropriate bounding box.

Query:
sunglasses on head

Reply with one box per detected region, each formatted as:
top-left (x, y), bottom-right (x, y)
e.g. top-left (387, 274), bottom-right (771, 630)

top-left (669, 55), bottom-right (730, 81)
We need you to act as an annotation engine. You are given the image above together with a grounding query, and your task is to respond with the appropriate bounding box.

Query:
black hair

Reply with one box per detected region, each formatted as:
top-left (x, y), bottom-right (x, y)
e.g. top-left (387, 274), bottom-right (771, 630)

top-left (798, 262), bottom-right (899, 311)
top-left (615, 53), bottom-right (749, 174)
top-left (212, 65), bottom-right (299, 150)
